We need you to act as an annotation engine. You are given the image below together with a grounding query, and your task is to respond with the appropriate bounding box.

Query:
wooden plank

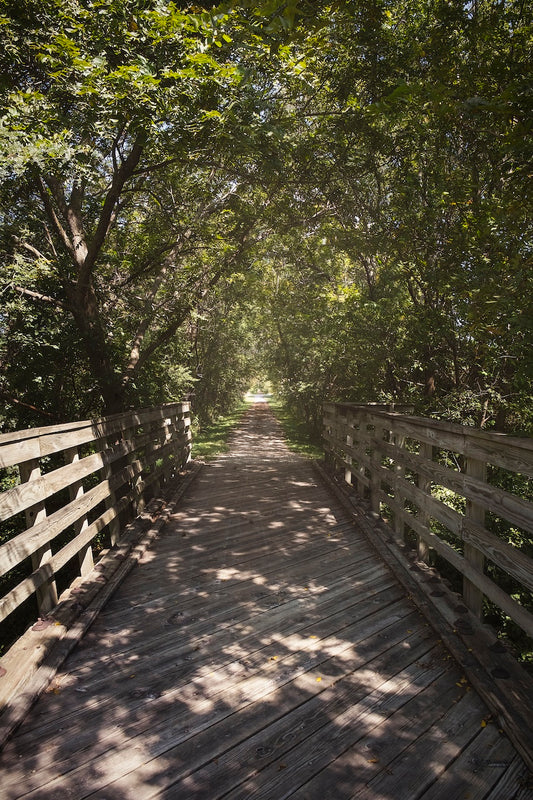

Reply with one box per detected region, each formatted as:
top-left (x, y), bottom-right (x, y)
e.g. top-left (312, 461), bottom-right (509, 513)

top-left (98, 631), bottom-right (441, 800)
top-left (64, 447), bottom-right (93, 576)
top-left (0, 434), bottom-right (189, 578)
top-left (10, 601), bottom-right (417, 798)
top-left (350, 433), bottom-right (533, 537)
top-left (228, 662), bottom-right (468, 800)
top-left (0, 462), bottom-right (202, 750)
top-left (461, 517), bottom-right (533, 593)
top-left (1, 439), bottom-right (133, 522)
top-left (348, 689), bottom-right (491, 800)
top-left (419, 723), bottom-right (518, 800)
top-left (388, 468), bottom-right (464, 536)
top-left (379, 492), bottom-right (533, 639)
top-left (369, 425), bottom-right (385, 515)
top-left (1, 404), bottom-right (530, 800)
top-left (0, 497), bottom-right (134, 623)
top-left (0, 403), bottom-right (189, 468)
top-left (314, 459), bottom-right (533, 772)
top-left (19, 460), bottom-right (57, 616)
top-left (11, 576), bottom-right (401, 751)
top-left (0, 459), bottom-right (143, 577)
top-left (0, 402), bottom-right (189, 448)
top-left (483, 756), bottom-right (533, 800)
top-left (380, 469), bottom-right (533, 594)
top-left (463, 455), bottom-right (487, 617)
top-left (2, 617), bottom-right (434, 795)
top-left (361, 409), bottom-right (533, 476)
top-left (417, 442), bottom-right (433, 564)
top-left (92, 540), bottom-right (374, 624)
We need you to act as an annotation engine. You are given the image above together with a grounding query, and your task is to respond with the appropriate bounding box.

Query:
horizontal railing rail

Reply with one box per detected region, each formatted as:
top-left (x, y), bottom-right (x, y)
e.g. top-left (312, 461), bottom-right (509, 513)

top-left (323, 402), bottom-right (533, 639)
top-left (0, 402), bottom-right (191, 629)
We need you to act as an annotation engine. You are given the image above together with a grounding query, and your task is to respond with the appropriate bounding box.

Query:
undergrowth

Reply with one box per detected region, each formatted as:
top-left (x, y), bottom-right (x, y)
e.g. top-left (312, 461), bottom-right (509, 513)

top-left (191, 401), bottom-right (250, 461)
top-left (268, 397), bottom-right (323, 459)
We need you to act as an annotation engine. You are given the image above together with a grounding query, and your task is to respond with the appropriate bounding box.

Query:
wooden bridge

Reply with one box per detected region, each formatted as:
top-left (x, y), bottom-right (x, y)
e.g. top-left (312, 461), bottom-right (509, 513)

top-left (0, 401), bottom-right (532, 798)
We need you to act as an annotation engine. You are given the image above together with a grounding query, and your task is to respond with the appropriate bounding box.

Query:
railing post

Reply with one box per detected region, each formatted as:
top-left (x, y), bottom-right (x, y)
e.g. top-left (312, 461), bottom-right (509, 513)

top-left (147, 418), bottom-right (162, 498)
top-left (416, 442), bottom-right (433, 564)
top-left (103, 433), bottom-right (121, 546)
top-left (64, 446), bottom-right (93, 576)
top-left (165, 412), bottom-right (178, 483)
top-left (393, 430), bottom-right (406, 543)
top-left (162, 415), bottom-right (174, 486)
top-left (369, 423), bottom-right (384, 516)
top-left (19, 459), bottom-right (58, 615)
top-left (353, 417), bottom-right (366, 497)
top-left (183, 405), bottom-right (192, 465)
top-left (463, 456), bottom-right (486, 618)
top-left (170, 410), bottom-right (183, 477)
top-left (322, 404), bottom-right (331, 468)
top-left (126, 422), bottom-right (145, 515)
top-left (344, 408), bottom-right (353, 487)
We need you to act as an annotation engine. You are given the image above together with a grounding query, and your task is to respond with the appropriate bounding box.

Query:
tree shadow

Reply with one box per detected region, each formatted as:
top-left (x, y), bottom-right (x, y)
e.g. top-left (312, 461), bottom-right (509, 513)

top-left (0, 405), bottom-right (529, 799)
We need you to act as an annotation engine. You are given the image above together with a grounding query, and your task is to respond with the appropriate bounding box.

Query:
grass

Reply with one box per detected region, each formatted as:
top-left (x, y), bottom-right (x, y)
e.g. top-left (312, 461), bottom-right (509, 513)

top-left (268, 397), bottom-right (323, 459)
top-left (191, 401), bottom-right (250, 461)
top-left (189, 396), bottom-right (324, 462)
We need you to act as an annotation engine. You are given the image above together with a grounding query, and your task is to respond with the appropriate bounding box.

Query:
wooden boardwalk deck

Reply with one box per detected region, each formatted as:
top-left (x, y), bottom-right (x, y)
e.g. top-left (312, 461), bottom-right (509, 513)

top-left (1, 404), bottom-right (532, 799)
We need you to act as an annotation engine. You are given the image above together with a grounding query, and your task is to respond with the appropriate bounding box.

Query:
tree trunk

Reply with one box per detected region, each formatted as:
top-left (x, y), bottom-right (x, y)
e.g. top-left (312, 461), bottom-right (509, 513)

top-left (66, 283), bottom-right (125, 415)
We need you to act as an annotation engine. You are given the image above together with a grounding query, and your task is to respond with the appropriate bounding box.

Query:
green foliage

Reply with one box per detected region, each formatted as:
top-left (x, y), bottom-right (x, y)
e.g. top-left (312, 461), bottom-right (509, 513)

top-left (268, 397), bottom-right (322, 459)
top-left (0, 0), bottom-right (531, 667)
top-left (0, 0), bottom-right (320, 424)
top-left (191, 399), bottom-right (249, 461)
top-left (2, 0), bottom-right (530, 435)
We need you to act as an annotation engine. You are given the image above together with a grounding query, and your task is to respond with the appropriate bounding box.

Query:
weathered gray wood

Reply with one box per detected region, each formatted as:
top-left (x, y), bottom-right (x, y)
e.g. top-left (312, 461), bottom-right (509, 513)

top-left (362, 409), bottom-right (533, 476)
top-left (322, 402), bottom-right (533, 642)
top-left (373, 435), bottom-right (533, 536)
top-left (418, 723), bottom-right (518, 800)
top-left (0, 462), bottom-right (202, 750)
top-left (10, 578), bottom-right (400, 758)
top-left (348, 689), bottom-right (492, 800)
top-left (0, 403), bottom-right (190, 469)
top-left (378, 491), bottom-right (533, 638)
top-left (0, 402), bottom-right (191, 635)
top-left (64, 447), bottom-right (93, 576)
top-left (417, 441), bottom-right (433, 564)
top-left (19, 460), bottom-right (57, 615)
top-left (369, 425), bottom-right (384, 515)
top-left (315, 457), bottom-right (533, 775)
top-left (463, 456), bottom-right (487, 617)
top-left (0, 458), bottom-right (144, 576)
top-left (0, 404), bottom-right (530, 800)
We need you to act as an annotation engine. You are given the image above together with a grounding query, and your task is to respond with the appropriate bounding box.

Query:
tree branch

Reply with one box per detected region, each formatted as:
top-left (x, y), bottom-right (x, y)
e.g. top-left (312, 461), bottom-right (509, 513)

top-left (79, 136), bottom-right (145, 287)
top-left (0, 388), bottom-right (58, 419)
top-left (13, 285), bottom-right (66, 310)
top-left (35, 177), bottom-right (74, 256)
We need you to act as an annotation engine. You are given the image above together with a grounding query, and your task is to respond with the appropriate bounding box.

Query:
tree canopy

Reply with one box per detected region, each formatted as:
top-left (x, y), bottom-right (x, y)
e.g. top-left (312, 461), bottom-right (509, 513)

top-left (1, 0), bottom-right (531, 433)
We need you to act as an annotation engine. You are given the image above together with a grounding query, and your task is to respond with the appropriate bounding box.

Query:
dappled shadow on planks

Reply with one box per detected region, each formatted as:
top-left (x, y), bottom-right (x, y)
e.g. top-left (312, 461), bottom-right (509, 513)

top-left (1, 404), bottom-right (531, 800)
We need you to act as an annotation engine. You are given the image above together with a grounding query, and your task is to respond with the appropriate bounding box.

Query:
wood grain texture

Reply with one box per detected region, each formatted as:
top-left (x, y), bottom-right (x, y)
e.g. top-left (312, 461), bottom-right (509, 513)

top-left (0, 402), bottom-right (191, 629)
top-left (323, 402), bottom-right (533, 640)
top-left (1, 403), bottom-right (531, 799)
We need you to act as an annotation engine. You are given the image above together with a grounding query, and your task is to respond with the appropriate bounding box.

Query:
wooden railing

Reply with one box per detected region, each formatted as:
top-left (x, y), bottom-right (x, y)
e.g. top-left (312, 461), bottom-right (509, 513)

top-left (0, 402), bottom-right (191, 629)
top-left (323, 402), bottom-right (533, 639)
